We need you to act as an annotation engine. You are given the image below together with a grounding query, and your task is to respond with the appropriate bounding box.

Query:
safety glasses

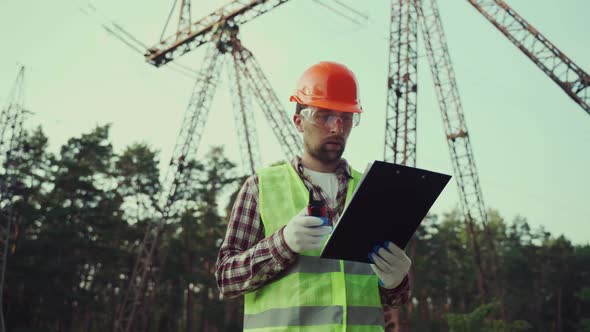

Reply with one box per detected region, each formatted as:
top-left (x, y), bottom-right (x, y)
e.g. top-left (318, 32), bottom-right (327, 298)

top-left (300, 108), bottom-right (361, 129)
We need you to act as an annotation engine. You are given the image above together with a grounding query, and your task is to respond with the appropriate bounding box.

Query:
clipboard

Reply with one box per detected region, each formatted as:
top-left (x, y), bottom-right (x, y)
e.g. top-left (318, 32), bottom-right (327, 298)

top-left (320, 160), bottom-right (451, 263)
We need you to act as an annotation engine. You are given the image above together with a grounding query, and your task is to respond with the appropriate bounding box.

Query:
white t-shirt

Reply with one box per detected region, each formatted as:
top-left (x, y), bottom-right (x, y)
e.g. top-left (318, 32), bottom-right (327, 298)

top-left (303, 167), bottom-right (339, 208)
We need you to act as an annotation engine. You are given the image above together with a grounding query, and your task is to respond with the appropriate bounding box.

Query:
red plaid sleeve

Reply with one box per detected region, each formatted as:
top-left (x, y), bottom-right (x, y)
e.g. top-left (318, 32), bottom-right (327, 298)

top-left (215, 174), bottom-right (297, 298)
top-left (380, 275), bottom-right (411, 308)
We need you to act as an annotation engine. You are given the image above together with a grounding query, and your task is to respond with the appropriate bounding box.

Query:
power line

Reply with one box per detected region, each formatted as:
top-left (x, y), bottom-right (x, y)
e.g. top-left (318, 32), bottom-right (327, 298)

top-left (332, 0), bottom-right (369, 20)
top-left (75, 2), bottom-right (199, 80)
top-left (312, 0), bottom-right (364, 26)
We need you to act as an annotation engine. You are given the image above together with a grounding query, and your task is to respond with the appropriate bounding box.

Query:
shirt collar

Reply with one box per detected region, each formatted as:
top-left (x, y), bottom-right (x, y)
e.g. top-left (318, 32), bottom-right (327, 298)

top-left (291, 156), bottom-right (352, 179)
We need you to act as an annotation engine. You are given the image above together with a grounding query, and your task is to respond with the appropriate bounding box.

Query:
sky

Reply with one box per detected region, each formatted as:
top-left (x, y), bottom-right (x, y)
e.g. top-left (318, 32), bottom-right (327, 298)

top-left (1, 0), bottom-right (589, 244)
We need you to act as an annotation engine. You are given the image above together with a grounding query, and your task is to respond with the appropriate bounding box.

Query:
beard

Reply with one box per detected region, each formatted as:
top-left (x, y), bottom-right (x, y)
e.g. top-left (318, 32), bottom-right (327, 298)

top-left (305, 140), bottom-right (346, 163)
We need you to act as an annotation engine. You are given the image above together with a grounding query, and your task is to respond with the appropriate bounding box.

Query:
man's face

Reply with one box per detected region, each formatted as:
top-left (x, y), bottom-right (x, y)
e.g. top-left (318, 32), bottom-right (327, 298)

top-left (294, 106), bottom-right (358, 163)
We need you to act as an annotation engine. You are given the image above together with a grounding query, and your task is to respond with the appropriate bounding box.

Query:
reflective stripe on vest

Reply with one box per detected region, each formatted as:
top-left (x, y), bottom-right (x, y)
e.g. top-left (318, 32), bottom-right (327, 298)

top-left (244, 306), bottom-right (385, 329)
top-left (245, 163), bottom-right (384, 332)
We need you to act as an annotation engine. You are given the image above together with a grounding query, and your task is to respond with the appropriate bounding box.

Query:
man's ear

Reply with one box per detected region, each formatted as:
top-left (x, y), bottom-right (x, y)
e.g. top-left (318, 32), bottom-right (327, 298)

top-left (293, 114), bottom-right (304, 133)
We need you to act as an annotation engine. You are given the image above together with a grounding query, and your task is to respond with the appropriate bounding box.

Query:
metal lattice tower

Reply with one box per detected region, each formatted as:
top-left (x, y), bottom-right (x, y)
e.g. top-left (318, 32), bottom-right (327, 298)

top-left (115, 0), bottom-right (590, 329)
top-left (146, 0), bottom-right (292, 67)
top-left (385, 1), bottom-right (589, 322)
top-left (114, 2), bottom-right (302, 330)
top-left (383, 1), bottom-right (419, 329)
top-left (228, 37), bottom-right (261, 174)
top-left (467, 0), bottom-right (590, 115)
top-left (384, 0), bottom-right (419, 167)
top-left (416, 0), bottom-right (491, 300)
top-left (0, 66), bottom-right (27, 332)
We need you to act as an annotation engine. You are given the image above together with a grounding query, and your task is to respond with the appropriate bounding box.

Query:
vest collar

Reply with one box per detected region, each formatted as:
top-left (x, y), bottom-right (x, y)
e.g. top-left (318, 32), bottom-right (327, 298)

top-left (292, 156), bottom-right (353, 180)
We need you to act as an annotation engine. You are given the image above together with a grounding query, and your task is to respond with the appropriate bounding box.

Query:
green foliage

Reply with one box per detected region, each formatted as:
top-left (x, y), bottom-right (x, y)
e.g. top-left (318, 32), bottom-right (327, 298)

top-left (577, 287), bottom-right (590, 302)
top-left (446, 302), bottom-right (531, 332)
top-left (577, 287), bottom-right (590, 331)
top-left (2, 125), bottom-right (243, 331)
top-left (408, 208), bottom-right (590, 332)
top-left (3, 125), bottom-right (590, 331)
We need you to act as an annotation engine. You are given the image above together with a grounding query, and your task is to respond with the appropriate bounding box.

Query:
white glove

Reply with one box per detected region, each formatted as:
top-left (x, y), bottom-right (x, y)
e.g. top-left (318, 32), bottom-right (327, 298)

top-left (369, 241), bottom-right (411, 289)
top-left (283, 208), bottom-right (332, 253)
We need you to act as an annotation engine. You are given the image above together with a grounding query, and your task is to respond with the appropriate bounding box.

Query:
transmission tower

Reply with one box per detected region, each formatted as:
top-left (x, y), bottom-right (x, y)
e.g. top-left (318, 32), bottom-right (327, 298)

top-left (113, 0), bottom-right (590, 330)
top-left (113, 1), bottom-right (302, 330)
top-left (383, 1), bottom-right (419, 330)
top-left (418, 0), bottom-right (493, 298)
top-left (384, 0), bottom-right (588, 329)
top-left (0, 66), bottom-right (27, 332)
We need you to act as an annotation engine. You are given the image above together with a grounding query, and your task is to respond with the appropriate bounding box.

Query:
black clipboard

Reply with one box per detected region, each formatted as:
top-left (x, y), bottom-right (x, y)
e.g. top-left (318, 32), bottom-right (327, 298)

top-left (320, 160), bottom-right (451, 263)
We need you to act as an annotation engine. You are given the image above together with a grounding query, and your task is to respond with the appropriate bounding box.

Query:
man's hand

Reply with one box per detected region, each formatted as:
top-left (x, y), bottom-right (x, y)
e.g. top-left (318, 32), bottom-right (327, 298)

top-left (369, 241), bottom-right (411, 289)
top-left (283, 209), bottom-right (332, 253)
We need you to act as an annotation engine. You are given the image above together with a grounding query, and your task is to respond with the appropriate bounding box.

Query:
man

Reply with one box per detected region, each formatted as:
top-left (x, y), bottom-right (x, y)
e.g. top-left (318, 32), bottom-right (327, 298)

top-left (216, 61), bottom-right (411, 331)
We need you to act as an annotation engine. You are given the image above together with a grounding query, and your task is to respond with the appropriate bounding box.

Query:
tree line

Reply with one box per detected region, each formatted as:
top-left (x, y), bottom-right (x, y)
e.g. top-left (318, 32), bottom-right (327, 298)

top-left (1, 125), bottom-right (588, 331)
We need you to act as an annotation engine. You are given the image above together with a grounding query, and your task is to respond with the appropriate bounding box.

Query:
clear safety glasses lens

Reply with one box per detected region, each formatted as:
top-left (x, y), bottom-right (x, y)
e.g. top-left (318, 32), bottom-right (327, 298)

top-left (301, 109), bottom-right (361, 128)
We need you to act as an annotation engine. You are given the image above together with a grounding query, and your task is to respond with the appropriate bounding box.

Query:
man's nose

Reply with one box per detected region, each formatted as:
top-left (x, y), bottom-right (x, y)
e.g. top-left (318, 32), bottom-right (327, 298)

top-left (328, 117), bottom-right (344, 133)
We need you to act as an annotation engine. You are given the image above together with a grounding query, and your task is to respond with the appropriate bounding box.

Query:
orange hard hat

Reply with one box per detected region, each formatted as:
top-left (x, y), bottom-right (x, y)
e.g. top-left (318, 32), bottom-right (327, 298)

top-left (289, 61), bottom-right (362, 113)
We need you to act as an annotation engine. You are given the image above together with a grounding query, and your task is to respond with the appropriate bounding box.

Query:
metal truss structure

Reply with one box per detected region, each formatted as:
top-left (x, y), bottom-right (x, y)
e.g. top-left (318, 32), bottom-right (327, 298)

top-left (384, 0), bottom-right (588, 329)
top-left (113, 0), bottom-right (589, 330)
top-left (0, 66), bottom-right (27, 332)
top-left (0, 1), bottom-right (586, 331)
top-left (113, 2), bottom-right (302, 330)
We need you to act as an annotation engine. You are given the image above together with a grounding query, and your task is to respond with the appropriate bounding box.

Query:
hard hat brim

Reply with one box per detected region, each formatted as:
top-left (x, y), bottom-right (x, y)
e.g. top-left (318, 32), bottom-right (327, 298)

top-left (290, 95), bottom-right (362, 113)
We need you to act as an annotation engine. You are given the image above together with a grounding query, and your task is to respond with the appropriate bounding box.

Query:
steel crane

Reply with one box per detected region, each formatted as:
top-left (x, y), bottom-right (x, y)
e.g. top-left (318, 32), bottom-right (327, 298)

top-left (113, 1), bottom-right (302, 330)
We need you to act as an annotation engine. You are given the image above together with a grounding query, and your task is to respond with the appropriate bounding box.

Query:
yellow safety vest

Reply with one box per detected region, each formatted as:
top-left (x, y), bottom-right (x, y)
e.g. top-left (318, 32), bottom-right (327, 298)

top-left (244, 163), bottom-right (384, 332)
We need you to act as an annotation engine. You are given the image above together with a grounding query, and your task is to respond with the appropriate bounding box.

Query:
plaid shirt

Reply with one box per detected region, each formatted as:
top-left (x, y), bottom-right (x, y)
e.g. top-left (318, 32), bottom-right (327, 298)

top-left (215, 157), bottom-right (410, 307)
